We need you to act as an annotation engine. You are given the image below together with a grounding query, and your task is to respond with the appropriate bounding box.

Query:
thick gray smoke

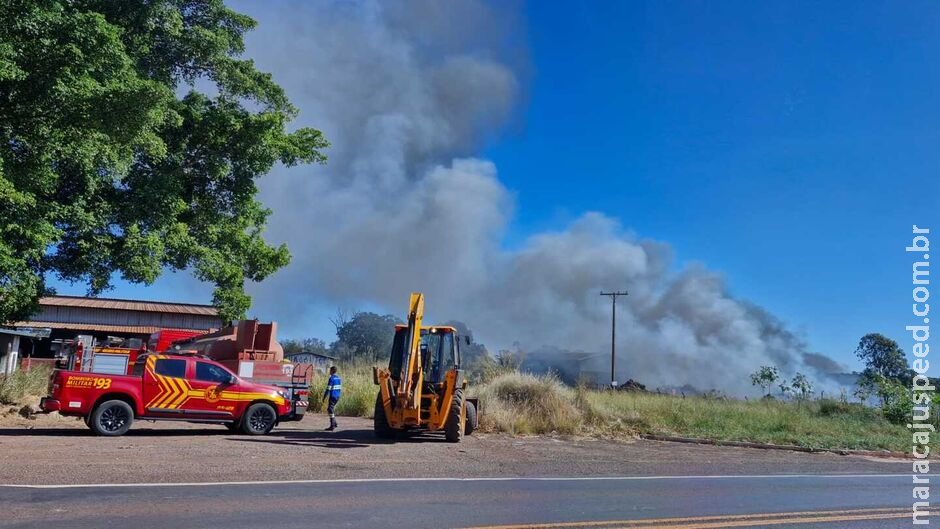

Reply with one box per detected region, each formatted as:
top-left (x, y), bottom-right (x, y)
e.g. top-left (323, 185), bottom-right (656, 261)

top-left (231, 0), bottom-right (839, 394)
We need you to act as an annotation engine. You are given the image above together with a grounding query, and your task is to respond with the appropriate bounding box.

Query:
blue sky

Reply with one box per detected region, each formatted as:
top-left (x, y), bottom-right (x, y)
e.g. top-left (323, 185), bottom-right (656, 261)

top-left (51, 0), bottom-right (939, 369)
top-left (488, 0), bottom-right (940, 366)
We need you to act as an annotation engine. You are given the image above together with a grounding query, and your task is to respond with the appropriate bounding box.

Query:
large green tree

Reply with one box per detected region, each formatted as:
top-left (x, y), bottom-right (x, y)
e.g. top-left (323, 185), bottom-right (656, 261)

top-left (854, 333), bottom-right (908, 382)
top-left (332, 312), bottom-right (402, 362)
top-left (854, 332), bottom-right (909, 407)
top-left (0, 0), bottom-right (327, 323)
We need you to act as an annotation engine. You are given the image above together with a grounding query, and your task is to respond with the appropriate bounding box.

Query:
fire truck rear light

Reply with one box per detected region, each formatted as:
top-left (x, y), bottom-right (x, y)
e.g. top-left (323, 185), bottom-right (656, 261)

top-left (296, 390), bottom-right (308, 397)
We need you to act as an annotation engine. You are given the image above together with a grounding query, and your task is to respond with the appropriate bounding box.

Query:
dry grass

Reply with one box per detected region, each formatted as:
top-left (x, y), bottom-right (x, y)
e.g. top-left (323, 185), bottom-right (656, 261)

top-left (472, 371), bottom-right (914, 452)
top-left (0, 366), bottom-right (51, 406)
top-left (307, 362), bottom-right (378, 418)
top-left (472, 372), bottom-right (612, 435)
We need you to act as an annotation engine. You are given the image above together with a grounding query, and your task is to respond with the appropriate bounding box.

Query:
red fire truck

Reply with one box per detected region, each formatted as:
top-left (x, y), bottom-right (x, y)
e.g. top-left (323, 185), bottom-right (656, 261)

top-left (46, 320), bottom-right (313, 435)
top-left (40, 353), bottom-right (295, 436)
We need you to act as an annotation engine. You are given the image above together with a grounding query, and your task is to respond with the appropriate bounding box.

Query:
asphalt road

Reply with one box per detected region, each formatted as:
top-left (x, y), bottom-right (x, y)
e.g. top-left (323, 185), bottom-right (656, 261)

top-left (1, 473), bottom-right (912, 529)
top-left (0, 415), bottom-right (904, 484)
top-left (0, 416), bottom-right (913, 528)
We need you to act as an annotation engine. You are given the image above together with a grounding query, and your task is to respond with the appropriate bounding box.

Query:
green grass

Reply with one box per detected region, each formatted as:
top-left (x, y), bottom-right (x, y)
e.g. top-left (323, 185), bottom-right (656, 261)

top-left (0, 366), bottom-right (51, 406)
top-left (584, 391), bottom-right (912, 452)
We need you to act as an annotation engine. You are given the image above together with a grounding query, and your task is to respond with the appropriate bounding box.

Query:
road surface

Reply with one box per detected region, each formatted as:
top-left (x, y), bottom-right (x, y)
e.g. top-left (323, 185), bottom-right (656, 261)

top-left (2, 473), bottom-right (912, 528)
top-left (0, 415), bottom-right (913, 528)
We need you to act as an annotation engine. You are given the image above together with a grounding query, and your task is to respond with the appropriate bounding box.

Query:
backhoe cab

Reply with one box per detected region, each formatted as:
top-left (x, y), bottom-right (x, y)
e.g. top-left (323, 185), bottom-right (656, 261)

top-left (372, 293), bottom-right (478, 442)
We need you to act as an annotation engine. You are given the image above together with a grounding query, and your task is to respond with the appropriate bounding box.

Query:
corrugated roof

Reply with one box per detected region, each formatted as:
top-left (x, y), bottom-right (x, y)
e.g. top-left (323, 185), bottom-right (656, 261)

top-left (38, 296), bottom-right (218, 316)
top-left (13, 321), bottom-right (216, 335)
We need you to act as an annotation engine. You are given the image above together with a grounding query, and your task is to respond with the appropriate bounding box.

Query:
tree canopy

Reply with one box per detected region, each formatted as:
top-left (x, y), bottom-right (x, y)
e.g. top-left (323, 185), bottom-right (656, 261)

top-left (0, 0), bottom-right (327, 323)
top-left (749, 365), bottom-right (779, 396)
top-left (854, 333), bottom-right (908, 382)
top-left (332, 312), bottom-right (403, 362)
top-left (281, 337), bottom-right (329, 357)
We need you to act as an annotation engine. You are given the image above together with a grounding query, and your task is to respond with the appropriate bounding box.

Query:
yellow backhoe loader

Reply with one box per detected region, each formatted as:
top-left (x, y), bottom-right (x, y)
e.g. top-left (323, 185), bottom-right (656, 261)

top-left (372, 292), bottom-right (478, 442)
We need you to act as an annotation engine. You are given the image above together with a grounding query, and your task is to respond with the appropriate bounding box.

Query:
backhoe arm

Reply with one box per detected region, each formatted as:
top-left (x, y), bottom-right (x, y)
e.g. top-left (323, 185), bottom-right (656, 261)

top-left (396, 292), bottom-right (425, 409)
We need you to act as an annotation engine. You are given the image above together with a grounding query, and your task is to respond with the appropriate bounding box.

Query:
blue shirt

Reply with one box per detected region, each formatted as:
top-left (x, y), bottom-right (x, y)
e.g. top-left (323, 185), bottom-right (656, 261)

top-left (324, 374), bottom-right (341, 400)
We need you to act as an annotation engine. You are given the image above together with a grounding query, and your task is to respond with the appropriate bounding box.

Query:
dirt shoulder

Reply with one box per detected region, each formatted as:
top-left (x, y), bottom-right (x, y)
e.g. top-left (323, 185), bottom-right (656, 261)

top-left (0, 413), bottom-right (903, 486)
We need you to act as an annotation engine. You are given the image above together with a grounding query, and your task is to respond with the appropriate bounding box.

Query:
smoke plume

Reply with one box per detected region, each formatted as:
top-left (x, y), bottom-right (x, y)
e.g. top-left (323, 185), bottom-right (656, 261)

top-left (230, 0), bottom-right (837, 394)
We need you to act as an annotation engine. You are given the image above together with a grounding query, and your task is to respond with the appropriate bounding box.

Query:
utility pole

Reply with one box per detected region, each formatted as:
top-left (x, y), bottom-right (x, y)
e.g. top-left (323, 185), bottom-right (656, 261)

top-left (600, 291), bottom-right (628, 387)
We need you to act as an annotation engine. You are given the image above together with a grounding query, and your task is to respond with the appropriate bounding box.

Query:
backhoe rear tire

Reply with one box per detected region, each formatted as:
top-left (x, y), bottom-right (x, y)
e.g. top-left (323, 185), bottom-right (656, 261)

top-left (464, 400), bottom-right (477, 436)
top-left (445, 389), bottom-right (464, 443)
top-left (374, 394), bottom-right (397, 439)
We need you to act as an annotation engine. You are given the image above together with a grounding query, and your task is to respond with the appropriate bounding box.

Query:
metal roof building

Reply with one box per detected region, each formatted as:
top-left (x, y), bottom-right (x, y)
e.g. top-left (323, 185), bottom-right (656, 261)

top-left (16, 296), bottom-right (221, 335)
top-left (1, 296), bottom-right (222, 372)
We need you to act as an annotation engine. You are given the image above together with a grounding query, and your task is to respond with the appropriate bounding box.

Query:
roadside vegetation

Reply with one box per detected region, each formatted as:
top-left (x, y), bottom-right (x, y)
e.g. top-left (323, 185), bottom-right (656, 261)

top-left (306, 365), bottom-right (914, 453)
top-left (288, 330), bottom-right (921, 454)
top-left (307, 362), bottom-right (377, 418)
top-left (581, 389), bottom-right (909, 452)
top-left (0, 366), bottom-right (51, 406)
top-left (471, 371), bottom-right (913, 453)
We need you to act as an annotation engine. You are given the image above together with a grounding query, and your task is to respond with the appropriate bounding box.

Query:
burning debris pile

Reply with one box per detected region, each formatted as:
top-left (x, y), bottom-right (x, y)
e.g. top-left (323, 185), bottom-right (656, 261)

top-left (616, 379), bottom-right (648, 392)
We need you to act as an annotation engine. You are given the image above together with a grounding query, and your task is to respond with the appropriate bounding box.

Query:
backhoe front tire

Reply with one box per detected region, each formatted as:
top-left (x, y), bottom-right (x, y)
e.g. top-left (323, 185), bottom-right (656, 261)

top-left (89, 400), bottom-right (134, 436)
top-left (374, 394), bottom-right (397, 439)
top-left (445, 389), bottom-right (464, 443)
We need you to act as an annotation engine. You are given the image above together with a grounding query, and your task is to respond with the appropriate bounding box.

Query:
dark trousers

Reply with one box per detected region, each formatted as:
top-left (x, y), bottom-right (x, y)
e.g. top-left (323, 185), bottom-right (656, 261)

top-left (327, 397), bottom-right (338, 428)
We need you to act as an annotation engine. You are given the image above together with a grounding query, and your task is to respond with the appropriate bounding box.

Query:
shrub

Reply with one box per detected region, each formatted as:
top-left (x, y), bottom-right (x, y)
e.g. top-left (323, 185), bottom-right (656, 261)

top-left (475, 372), bottom-right (585, 434)
top-left (817, 399), bottom-right (852, 416)
top-left (0, 366), bottom-right (51, 405)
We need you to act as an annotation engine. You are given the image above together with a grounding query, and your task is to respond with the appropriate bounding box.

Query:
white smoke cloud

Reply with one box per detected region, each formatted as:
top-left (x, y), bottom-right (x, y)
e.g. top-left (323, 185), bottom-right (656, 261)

top-left (229, 0), bottom-right (834, 394)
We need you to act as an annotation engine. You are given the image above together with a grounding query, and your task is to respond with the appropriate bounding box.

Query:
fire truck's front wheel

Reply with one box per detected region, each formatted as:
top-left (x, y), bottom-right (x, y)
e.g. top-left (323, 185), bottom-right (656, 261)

top-left (241, 403), bottom-right (277, 435)
top-left (89, 400), bottom-right (134, 436)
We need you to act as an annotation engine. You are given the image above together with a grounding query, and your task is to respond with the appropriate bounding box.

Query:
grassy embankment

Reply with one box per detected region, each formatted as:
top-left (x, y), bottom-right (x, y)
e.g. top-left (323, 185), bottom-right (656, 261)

top-left (311, 366), bottom-right (913, 453)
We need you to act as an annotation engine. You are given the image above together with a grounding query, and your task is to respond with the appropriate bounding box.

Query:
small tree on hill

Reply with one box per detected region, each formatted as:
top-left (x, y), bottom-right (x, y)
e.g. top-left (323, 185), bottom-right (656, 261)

top-left (750, 366), bottom-right (780, 397)
top-left (791, 372), bottom-right (814, 400)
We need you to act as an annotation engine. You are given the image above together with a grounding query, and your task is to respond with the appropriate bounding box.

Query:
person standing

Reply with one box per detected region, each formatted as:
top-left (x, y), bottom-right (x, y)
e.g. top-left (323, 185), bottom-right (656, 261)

top-left (323, 366), bottom-right (341, 431)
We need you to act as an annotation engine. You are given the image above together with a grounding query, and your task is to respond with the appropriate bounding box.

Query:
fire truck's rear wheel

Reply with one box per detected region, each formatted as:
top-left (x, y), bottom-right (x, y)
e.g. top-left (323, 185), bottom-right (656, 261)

top-left (90, 400), bottom-right (134, 436)
top-left (445, 389), bottom-right (464, 443)
top-left (242, 403), bottom-right (277, 435)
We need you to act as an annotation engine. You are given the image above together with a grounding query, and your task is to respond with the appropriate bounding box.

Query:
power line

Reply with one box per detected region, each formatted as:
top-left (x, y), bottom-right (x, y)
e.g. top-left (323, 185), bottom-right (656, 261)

top-left (599, 290), bottom-right (628, 387)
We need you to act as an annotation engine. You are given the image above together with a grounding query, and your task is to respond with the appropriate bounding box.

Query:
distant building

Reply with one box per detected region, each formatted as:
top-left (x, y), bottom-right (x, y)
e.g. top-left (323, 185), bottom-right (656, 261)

top-left (285, 351), bottom-right (336, 374)
top-left (1, 295), bottom-right (221, 372)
